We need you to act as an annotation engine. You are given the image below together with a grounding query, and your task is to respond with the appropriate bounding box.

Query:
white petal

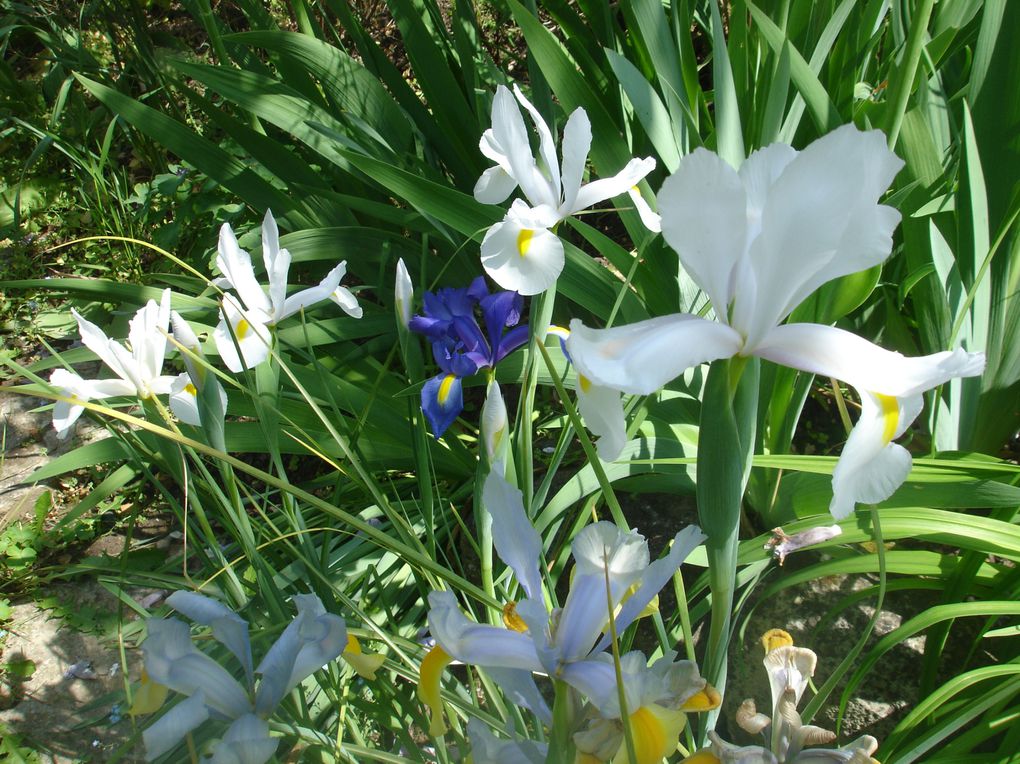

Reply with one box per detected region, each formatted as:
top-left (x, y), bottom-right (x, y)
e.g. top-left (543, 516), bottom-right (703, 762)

top-left (426, 591), bottom-right (543, 672)
top-left (170, 374), bottom-right (201, 426)
top-left (559, 108), bottom-right (592, 213)
top-left (261, 211), bottom-right (291, 318)
top-left (481, 380), bottom-right (509, 465)
top-left (511, 84), bottom-right (561, 207)
top-left (595, 526), bottom-right (705, 649)
top-left (127, 289), bottom-right (172, 384)
top-left (49, 369), bottom-right (132, 436)
top-left (658, 147), bottom-right (748, 317)
top-left (143, 691), bottom-right (210, 760)
top-left (394, 258), bottom-right (414, 328)
top-left (627, 186), bottom-right (661, 233)
top-left (566, 314), bottom-right (743, 395)
top-left (556, 524), bottom-right (648, 662)
top-left (474, 165), bottom-right (520, 205)
top-left (484, 470), bottom-right (544, 602)
top-left (575, 377), bottom-right (627, 461)
top-left (570, 156), bottom-right (656, 215)
top-left (216, 223), bottom-right (271, 314)
top-left (828, 392), bottom-right (921, 519)
top-left (279, 261), bottom-right (348, 321)
top-left (490, 86), bottom-right (555, 209)
top-left (72, 309), bottom-right (130, 381)
top-left (736, 125), bottom-right (904, 340)
top-left (213, 297), bottom-right (273, 373)
top-left (330, 285), bottom-right (363, 319)
top-left (753, 323), bottom-right (986, 397)
top-left (481, 210), bottom-right (564, 296)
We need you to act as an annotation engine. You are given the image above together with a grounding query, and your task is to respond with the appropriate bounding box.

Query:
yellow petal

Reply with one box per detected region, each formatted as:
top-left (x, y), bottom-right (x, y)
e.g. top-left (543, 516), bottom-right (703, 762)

top-left (128, 668), bottom-right (168, 716)
top-left (616, 703), bottom-right (687, 764)
top-left (343, 636), bottom-right (386, 681)
top-left (761, 628), bottom-right (794, 653)
top-left (417, 645), bottom-right (453, 737)
top-left (680, 683), bottom-right (721, 712)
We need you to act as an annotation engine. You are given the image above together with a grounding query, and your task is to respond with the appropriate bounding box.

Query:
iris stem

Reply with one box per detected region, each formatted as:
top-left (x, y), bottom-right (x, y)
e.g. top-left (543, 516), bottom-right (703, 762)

top-left (696, 357), bottom-right (758, 739)
top-left (518, 286), bottom-right (557, 511)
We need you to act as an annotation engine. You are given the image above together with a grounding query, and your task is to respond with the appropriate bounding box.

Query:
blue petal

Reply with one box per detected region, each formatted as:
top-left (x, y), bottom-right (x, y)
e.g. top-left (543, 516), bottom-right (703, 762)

top-left (466, 275), bottom-right (490, 302)
top-left (493, 324), bottom-right (530, 365)
top-left (206, 714), bottom-right (278, 764)
top-left (422, 373), bottom-right (464, 438)
top-left (166, 591), bottom-right (254, 692)
top-left (143, 692), bottom-right (210, 760)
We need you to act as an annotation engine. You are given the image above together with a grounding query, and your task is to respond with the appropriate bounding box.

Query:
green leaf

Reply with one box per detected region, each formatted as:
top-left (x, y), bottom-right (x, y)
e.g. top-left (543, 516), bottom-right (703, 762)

top-left (73, 75), bottom-right (297, 218)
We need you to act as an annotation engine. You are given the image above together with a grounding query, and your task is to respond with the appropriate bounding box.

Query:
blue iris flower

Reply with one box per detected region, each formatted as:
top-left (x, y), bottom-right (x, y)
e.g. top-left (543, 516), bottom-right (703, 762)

top-left (410, 277), bottom-right (529, 437)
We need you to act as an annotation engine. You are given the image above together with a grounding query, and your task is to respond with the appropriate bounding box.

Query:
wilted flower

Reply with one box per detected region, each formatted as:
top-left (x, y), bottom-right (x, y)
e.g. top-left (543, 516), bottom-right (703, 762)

top-left (49, 289), bottom-right (177, 437)
top-left (476, 85), bottom-right (657, 295)
top-left (681, 630), bottom-right (880, 764)
top-left (765, 525), bottom-right (843, 566)
top-left (567, 125), bottom-right (986, 518)
top-left (212, 210), bottom-right (361, 372)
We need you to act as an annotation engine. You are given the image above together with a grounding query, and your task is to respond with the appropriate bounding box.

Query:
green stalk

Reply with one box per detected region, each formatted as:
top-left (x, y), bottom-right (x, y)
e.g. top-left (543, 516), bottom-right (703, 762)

top-left (517, 286), bottom-right (557, 510)
top-left (548, 679), bottom-right (579, 762)
top-left (883, 0), bottom-right (936, 149)
top-left (695, 357), bottom-right (758, 737)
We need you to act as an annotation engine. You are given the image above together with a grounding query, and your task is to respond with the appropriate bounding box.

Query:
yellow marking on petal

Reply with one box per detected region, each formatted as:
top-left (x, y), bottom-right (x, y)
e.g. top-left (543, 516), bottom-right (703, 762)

top-left (761, 628), bottom-right (794, 653)
top-left (578, 374), bottom-right (592, 394)
top-left (574, 754), bottom-right (603, 764)
top-left (417, 645), bottom-right (453, 737)
top-left (680, 683), bottom-right (721, 712)
top-left (547, 324), bottom-right (570, 340)
top-left (437, 373), bottom-right (457, 406)
top-left (680, 751), bottom-right (722, 764)
top-left (128, 669), bottom-right (168, 716)
top-left (618, 703), bottom-right (687, 764)
top-left (875, 393), bottom-right (899, 445)
top-left (517, 228), bottom-right (534, 258)
top-left (630, 185), bottom-right (641, 196)
top-left (184, 382), bottom-right (198, 396)
top-left (343, 636), bottom-right (386, 681)
top-left (502, 601), bottom-right (529, 632)
top-left (235, 318), bottom-right (251, 340)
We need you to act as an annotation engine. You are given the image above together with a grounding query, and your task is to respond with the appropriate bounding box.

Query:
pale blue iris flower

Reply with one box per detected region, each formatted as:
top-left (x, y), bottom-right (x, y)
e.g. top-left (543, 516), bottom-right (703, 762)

top-left (426, 470), bottom-right (705, 703)
top-left (141, 591), bottom-right (346, 762)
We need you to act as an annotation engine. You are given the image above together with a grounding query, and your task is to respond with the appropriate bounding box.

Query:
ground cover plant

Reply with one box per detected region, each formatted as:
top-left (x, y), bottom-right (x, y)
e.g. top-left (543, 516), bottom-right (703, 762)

top-left (1, 1), bottom-right (1019, 762)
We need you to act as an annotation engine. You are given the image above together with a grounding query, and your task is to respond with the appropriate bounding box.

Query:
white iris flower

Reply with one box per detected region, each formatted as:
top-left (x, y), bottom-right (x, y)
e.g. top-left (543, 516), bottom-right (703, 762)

top-left (139, 591), bottom-right (346, 763)
top-left (566, 125), bottom-right (986, 518)
top-left (168, 311), bottom-right (228, 427)
top-left (476, 85), bottom-right (657, 295)
top-left (49, 288), bottom-right (177, 437)
top-left (212, 210), bottom-right (361, 372)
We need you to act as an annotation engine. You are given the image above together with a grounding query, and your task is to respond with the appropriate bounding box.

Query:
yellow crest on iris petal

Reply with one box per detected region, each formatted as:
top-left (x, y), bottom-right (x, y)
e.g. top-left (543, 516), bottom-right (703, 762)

top-left (502, 602), bottom-right (529, 633)
top-left (128, 668), bottom-right (168, 716)
top-left (617, 703), bottom-right (687, 764)
top-left (342, 634), bottom-right (385, 681)
top-left (517, 228), bottom-right (534, 258)
top-left (417, 645), bottom-right (453, 737)
top-left (875, 393), bottom-right (899, 445)
top-left (681, 683), bottom-right (721, 712)
top-left (437, 373), bottom-right (457, 406)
